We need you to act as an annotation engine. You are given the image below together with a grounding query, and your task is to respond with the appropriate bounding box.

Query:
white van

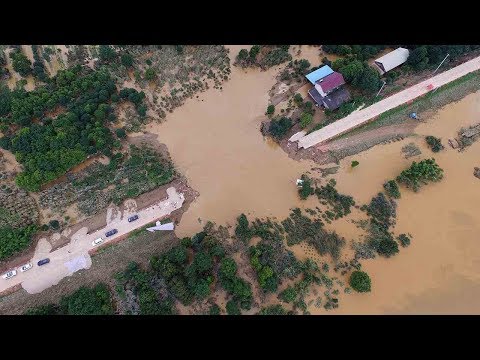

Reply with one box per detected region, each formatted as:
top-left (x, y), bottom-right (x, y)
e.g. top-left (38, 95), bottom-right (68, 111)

top-left (92, 237), bottom-right (104, 246)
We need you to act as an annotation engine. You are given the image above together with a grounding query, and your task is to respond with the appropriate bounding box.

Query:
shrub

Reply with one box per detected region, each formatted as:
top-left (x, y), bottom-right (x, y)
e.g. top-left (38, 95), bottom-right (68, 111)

top-left (425, 136), bottom-right (444, 153)
top-left (375, 237), bottom-right (399, 257)
top-left (349, 271), bottom-right (371, 293)
top-left (144, 68), bottom-right (157, 81)
top-left (299, 112), bottom-right (313, 129)
top-left (208, 304), bottom-right (221, 315)
top-left (351, 160), bottom-right (359, 168)
top-left (258, 304), bottom-right (288, 315)
top-left (383, 180), bottom-right (401, 199)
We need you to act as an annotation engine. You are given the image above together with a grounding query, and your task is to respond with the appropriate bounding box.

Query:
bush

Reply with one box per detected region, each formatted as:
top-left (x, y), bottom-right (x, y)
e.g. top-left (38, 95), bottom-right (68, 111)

top-left (258, 304), bottom-right (288, 315)
top-left (226, 300), bottom-right (241, 315)
top-left (59, 283), bottom-right (114, 315)
top-left (425, 136), bottom-right (444, 153)
top-left (375, 237), bottom-right (399, 258)
top-left (299, 112), bottom-right (313, 129)
top-left (266, 104), bottom-right (275, 115)
top-left (268, 117), bottom-right (292, 140)
top-left (383, 180), bottom-right (401, 199)
top-left (0, 225), bottom-right (37, 260)
top-left (351, 160), bottom-right (359, 168)
top-left (349, 271), bottom-right (371, 293)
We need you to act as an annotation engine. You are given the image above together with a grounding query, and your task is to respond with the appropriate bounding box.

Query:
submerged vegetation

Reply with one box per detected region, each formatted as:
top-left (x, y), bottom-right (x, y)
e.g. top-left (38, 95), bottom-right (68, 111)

top-left (396, 158), bottom-right (444, 192)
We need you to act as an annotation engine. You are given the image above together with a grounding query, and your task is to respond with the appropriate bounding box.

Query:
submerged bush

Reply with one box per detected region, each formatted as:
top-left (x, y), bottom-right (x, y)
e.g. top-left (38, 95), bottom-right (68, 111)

top-left (349, 271), bottom-right (371, 293)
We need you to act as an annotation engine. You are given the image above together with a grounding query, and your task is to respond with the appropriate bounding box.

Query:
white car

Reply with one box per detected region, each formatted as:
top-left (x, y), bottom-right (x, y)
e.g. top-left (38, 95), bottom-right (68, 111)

top-left (92, 237), bottom-right (104, 246)
top-left (19, 263), bottom-right (32, 272)
top-left (2, 270), bottom-right (17, 280)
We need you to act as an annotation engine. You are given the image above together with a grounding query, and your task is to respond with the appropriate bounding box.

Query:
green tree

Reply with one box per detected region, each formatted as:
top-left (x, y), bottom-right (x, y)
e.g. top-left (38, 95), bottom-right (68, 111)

top-left (144, 68), bottom-right (157, 81)
top-left (383, 180), bottom-right (401, 199)
top-left (59, 283), bottom-right (114, 315)
top-left (226, 300), bottom-right (241, 315)
top-left (115, 128), bottom-right (127, 138)
top-left (249, 45), bottom-right (261, 60)
top-left (351, 160), bottom-right (359, 168)
top-left (266, 104), bottom-right (275, 115)
top-left (235, 213), bottom-right (251, 243)
top-left (397, 233), bottom-right (411, 247)
top-left (237, 49), bottom-right (249, 61)
top-left (278, 286), bottom-right (298, 303)
top-left (396, 158), bottom-right (444, 192)
top-left (98, 45), bottom-right (117, 63)
top-left (268, 117), bottom-right (292, 140)
top-left (10, 51), bottom-right (32, 77)
top-left (349, 271), bottom-right (371, 293)
top-left (24, 304), bottom-right (58, 315)
top-left (208, 303), bottom-right (221, 315)
top-left (258, 304), bottom-right (289, 315)
top-left (425, 136), bottom-right (444, 153)
top-left (121, 53), bottom-right (134, 67)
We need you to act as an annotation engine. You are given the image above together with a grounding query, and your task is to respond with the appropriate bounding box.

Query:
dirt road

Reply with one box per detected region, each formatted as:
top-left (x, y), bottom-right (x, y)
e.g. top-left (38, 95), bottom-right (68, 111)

top-left (295, 55), bottom-right (480, 149)
top-left (0, 187), bottom-right (184, 295)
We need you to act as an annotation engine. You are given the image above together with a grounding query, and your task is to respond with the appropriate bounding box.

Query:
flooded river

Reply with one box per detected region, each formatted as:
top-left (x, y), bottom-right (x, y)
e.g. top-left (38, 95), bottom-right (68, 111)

top-left (148, 46), bottom-right (480, 314)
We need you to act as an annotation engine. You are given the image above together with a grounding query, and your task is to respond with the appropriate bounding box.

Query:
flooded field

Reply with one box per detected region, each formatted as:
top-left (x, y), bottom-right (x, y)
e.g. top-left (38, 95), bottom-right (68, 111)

top-left (149, 45), bottom-right (480, 314)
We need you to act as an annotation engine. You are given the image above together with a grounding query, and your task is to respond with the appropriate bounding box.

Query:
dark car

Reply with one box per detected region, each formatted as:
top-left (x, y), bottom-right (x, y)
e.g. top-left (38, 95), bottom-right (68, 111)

top-left (128, 215), bottom-right (139, 223)
top-left (37, 258), bottom-right (50, 266)
top-left (105, 229), bottom-right (118, 237)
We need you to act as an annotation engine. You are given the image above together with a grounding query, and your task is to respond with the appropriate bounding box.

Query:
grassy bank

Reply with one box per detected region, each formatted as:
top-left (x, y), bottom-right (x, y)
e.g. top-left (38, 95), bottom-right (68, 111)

top-left (337, 70), bottom-right (480, 139)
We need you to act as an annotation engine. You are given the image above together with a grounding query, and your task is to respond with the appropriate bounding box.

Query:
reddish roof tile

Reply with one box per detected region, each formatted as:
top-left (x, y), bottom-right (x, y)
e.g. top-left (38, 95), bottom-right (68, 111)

top-left (316, 72), bottom-right (345, 94)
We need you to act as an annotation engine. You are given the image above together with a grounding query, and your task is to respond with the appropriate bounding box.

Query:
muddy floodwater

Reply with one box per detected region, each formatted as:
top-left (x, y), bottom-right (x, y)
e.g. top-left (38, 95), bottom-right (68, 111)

top-left (327, 92), bottom-right (480, 314)
top-left (148, 45), bottom-right (480, 314)
top-left (148, 45), bottom-right (317, 237)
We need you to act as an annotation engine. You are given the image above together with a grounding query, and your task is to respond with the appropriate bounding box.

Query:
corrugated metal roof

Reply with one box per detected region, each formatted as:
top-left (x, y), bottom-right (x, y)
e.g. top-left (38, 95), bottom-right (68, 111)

top-left (374, 48), bottom-right (410, 73)
top-left (305, 65), bottom-right (334, 84)
top-left (316, 72), bottom-right (346, 94)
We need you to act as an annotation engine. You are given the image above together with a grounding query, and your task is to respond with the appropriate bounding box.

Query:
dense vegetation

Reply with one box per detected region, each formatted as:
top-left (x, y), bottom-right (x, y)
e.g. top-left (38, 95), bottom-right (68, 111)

top-left (25, 283), bottom-right (114, 315)
top-left (349, 271), bottom-right (371, 293)
top-left (0, 66), bottom-right (146, 191)
top-left (332, 57), bottom-right (382, 94)
top-left (396, 158), bottom-right (444, 192)
top-left (9, 49), bottom-right (32, 77)
top-left (323, 45), bottom-right (386, 61)
top-left (406, 45), bottom-right (480, 71)
top-left (236, 45), bottom-right (292, 69)
top-left (0, 224), bottom-right (36, 260)
top-left (315, 179), bottom-right (355, 219)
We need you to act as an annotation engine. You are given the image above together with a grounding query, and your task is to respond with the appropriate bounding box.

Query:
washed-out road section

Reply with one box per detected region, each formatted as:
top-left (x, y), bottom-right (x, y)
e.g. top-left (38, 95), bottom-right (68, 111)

top-left (293, 55), bottom-right (480, 149)
top-left (0, 187), bottom-right (184, 295)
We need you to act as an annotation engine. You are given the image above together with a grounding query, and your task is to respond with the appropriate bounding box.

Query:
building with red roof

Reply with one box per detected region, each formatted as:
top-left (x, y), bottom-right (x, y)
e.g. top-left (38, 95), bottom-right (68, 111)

top-left (308, 71), bottom-right (351, 110)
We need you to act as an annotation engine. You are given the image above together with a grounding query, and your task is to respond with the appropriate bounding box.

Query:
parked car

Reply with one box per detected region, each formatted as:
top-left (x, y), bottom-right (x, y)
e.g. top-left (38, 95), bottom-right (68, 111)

top-left (19, 263), bottom-right (33, 272)
top-left (2, 270), bottom-right (17, 280)
top-left (105, 229), bottom-right (118, 237)
top-left (37, 258), bottom-right (50, 266)
top-left (128, 214), bottom-right (139, 222)
top-left (92, 237), bottom-right (104, 246)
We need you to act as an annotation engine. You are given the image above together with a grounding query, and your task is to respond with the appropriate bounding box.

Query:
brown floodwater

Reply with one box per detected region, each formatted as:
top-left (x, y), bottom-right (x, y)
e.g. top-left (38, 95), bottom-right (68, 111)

top-left (324, 91), bottom-right (480, 314)
top-left (148, 45), bottom-right (480, 314)
top-left (147, 45), bottom-right (318, 237)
